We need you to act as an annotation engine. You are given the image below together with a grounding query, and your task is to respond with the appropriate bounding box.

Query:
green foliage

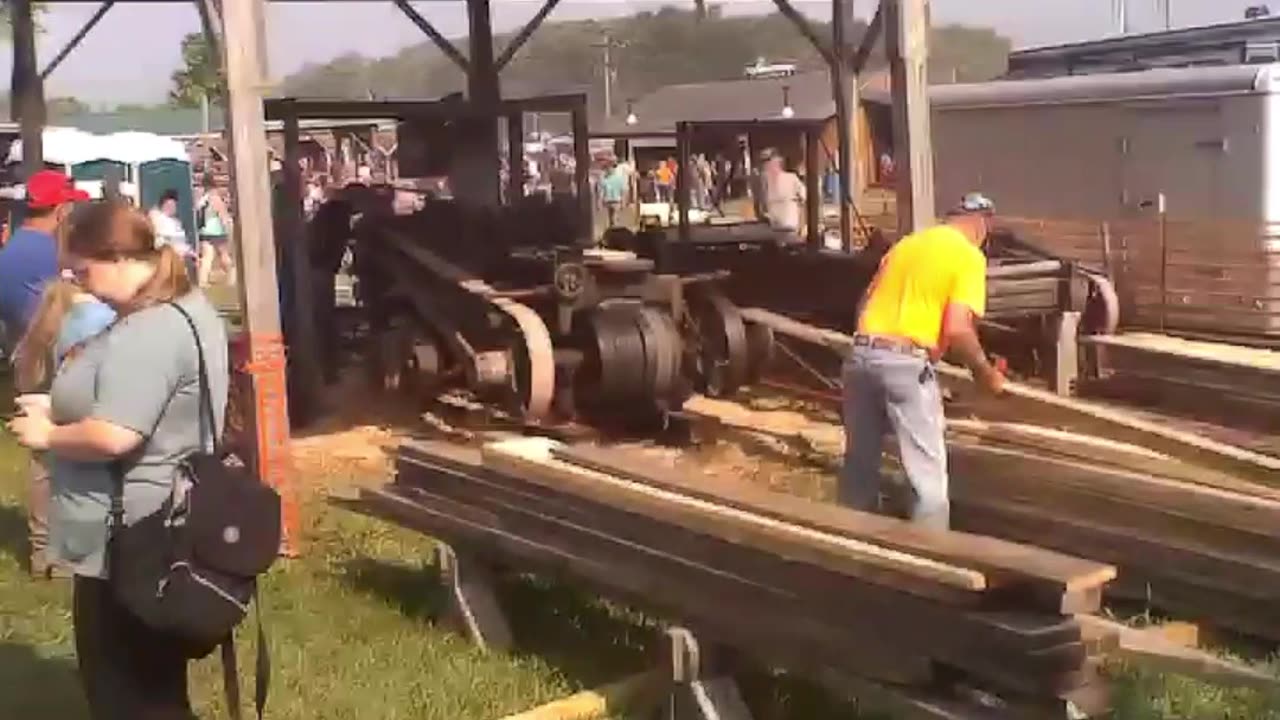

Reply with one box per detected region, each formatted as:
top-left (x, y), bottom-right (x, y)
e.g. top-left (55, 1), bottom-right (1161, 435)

top-left (169, 32), bottom-right (225, 109)
top-left (279, 7), bottom-right (1011, 117)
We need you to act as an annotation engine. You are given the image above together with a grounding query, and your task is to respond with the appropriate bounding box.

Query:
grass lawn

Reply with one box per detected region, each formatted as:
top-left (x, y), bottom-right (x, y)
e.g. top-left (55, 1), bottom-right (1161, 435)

top-left (1, 372), bottom-right (1279, 719)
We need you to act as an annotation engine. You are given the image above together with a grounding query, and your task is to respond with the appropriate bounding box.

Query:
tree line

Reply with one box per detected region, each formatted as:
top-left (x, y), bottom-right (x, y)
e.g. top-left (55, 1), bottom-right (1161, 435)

top-left (273, 5), bottom-right (1011, 117)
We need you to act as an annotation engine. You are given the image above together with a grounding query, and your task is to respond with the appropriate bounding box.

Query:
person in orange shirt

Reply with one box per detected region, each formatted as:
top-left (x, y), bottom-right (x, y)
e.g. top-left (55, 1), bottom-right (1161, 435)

top-left (841, 193), bottom-right (1005, 529)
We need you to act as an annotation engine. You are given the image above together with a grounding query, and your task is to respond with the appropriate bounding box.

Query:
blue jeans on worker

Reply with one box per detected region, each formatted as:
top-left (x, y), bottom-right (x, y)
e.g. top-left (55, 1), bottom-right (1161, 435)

top-left (839, 344), bottom-right (949, 530)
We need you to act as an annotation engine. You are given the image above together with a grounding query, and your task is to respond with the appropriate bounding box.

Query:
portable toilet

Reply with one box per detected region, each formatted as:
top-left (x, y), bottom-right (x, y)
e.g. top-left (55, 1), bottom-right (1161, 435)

top-left (103, 132), bottom-right (196, 239)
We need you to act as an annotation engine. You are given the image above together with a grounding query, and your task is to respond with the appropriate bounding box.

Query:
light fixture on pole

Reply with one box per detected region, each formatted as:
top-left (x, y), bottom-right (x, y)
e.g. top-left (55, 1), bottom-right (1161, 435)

top-left (781, 85), bottom-right (795, 119)
top-left (625, 100), bottom-right (638, 126)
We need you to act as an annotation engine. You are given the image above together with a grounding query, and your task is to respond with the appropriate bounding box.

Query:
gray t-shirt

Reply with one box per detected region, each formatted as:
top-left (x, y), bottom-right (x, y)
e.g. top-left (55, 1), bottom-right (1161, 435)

top-left (48, 291), bottom-right (229, 578)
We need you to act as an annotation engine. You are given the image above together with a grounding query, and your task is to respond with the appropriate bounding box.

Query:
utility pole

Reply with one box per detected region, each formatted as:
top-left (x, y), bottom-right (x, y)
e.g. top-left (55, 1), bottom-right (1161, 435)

top-left (593, 34), bottom-right (624, 117)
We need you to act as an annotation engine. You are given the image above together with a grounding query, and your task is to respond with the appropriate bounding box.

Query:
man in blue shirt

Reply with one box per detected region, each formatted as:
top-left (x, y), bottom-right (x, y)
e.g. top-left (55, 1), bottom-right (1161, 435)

top-left (0, 169), bottom-right (87, 580)
top-left (599, 163), bottom-right (628, 229)
top-left (0, 170), bottom-right (88, 352)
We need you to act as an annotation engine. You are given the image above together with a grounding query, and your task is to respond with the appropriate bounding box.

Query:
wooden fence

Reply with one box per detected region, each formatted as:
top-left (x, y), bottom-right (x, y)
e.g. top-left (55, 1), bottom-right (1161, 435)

top-left (999, 216), bottom-right (1280, 340)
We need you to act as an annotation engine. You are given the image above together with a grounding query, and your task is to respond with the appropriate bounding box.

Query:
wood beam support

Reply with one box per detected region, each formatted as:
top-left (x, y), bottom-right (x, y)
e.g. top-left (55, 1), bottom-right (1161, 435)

top-left (851, 3), bottom-right (883, 72)
top-left (279, 100), bottom-right (323, 418)
top-left (220, 0), bottom-right (299, 554)
top-left (436, 543), bottom-right (513, 652)
top-left (40, 1), bottom-right (115, 80)
top-left (885, 0), bottom-right (935, 235)
top-left (805, 128), bottom-right (822, 250)
top-left (506, 112), bottom-right (524, 204)
top-left (771, 0), bottom-right (835, 67)
top-left (494, 0), bottom-right (562, 72)
top-left (571, 98), bottom-right (592, 245)
top-left (195, 0), bottom-right (224, 66)
top-left (392, 0), bottom-right (470, 73)
top-left (454, 0), bottom-right (501, 209)
top-left (831, 0), bottom-right (858, 252)
top-left (10, 0), bottom-right (44, 176)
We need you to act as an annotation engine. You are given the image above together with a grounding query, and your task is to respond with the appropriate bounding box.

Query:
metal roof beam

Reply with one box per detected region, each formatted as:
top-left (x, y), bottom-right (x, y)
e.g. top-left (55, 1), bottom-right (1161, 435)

top-left (495, 0), bottom-right (562, 71)
top-left (772, 0), bottom-right (836, 67)
top-left (40, 0), bottom-right (115, 80)
top-left (392, 0), bottom-right (470, 72)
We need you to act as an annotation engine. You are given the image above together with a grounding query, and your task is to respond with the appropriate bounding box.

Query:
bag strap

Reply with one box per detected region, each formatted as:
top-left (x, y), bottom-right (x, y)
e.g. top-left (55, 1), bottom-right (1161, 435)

top-left (221, 589), bottom-right (271, 720)
top-left (166, 300), bottom-right (220, 456)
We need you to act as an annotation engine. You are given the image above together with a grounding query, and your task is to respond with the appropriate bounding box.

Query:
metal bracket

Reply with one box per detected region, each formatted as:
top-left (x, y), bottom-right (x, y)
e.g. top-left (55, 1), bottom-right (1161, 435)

top-left (436, 543), bottom-right (513, 653)
top-left (1049, 311), bottom-right (1081, 397)
top-left (664, 627), bottom-right (754, 720)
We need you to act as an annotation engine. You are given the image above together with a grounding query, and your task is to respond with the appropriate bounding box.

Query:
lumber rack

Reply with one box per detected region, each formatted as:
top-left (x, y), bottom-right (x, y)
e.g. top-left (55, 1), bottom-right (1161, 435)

top-left (347, 436), bottom-right (1121, 719)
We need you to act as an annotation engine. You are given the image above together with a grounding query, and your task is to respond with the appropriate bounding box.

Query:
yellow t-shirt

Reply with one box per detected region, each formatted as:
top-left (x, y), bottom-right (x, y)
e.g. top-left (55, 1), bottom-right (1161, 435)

top-left (857, 224), bottom-right (987, 350)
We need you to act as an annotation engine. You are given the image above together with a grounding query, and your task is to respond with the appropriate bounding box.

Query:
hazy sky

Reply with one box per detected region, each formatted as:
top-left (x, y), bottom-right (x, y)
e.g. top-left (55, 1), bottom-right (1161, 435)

top-left (4, 0), bottom-right (1270, 104)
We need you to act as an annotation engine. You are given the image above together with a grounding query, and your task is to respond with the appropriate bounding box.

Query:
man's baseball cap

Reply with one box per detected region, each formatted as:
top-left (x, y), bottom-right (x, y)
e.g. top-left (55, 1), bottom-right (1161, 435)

top-left (951, 192), bottom-right (995, 216)
top-left (27, 169), bottom-right (90, 209)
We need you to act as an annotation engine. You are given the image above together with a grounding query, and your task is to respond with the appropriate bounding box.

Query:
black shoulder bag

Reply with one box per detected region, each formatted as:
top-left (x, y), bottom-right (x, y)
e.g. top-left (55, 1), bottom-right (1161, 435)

top-left (109, 301), bottom-right (282, 719)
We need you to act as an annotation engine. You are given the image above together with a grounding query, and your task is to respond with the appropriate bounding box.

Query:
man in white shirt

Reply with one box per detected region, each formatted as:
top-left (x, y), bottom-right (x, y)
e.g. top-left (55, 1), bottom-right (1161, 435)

top-left (149, 189), bottom-right (195, 278)
top-left (763, 154), bottom-right (806, 243)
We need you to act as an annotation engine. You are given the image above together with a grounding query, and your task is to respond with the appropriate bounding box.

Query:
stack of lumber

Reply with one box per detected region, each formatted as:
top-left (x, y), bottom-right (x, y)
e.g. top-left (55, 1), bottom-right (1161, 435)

top-left (946, 426), bottom-right (1280, 642)
top-left (1081, 332), bottom-right (1280, 424)
top-left (359, 437), bottom-right (1118, 719)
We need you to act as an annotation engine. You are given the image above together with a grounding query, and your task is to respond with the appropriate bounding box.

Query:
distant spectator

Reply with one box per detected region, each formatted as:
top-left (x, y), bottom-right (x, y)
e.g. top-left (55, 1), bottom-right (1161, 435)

top-left (148, 189), bottom-right (194, 280)
top-left (196, 174), bottom-right (234, 288)
top-left (763, 153), bottom-right (806, 241)
top-left (599, 163), bottom-right (628, 228)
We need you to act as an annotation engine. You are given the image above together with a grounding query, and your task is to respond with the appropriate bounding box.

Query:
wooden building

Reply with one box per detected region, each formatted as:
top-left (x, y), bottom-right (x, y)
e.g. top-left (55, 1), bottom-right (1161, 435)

top-left (593, 70), bottom-right (893, 192)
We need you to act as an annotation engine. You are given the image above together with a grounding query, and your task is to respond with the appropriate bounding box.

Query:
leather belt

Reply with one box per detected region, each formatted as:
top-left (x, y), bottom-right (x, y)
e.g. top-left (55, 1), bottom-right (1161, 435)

top-left (853, 334), bottom-right (930, 359)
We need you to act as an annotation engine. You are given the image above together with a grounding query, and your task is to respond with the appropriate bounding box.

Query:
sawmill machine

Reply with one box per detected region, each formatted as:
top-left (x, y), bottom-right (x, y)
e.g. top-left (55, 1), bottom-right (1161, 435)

top-left (604, 119), bottom-right (1119, 394)
top-left (302, 95), bottom-right (772, 426)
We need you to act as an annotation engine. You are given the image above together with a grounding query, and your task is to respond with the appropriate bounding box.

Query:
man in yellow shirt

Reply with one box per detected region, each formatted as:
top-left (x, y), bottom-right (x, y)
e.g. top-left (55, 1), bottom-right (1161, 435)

top-left (842, 193), bottom-right (1005, 529)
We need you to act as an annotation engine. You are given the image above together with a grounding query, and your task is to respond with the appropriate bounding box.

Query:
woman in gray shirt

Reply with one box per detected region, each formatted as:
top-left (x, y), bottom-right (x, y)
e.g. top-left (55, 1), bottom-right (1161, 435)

top-left (8, 201), bottom-right (228, 719)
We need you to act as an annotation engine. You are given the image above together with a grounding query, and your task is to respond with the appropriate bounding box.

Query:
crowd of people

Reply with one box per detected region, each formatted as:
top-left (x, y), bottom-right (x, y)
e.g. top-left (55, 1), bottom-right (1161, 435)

top-left (2, 168), bottom-right (230, 717)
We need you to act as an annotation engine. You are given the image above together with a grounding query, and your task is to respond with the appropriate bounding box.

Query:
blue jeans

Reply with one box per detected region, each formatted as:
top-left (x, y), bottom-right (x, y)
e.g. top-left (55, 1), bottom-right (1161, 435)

top-left (839, 345), bottom-right (949, 530)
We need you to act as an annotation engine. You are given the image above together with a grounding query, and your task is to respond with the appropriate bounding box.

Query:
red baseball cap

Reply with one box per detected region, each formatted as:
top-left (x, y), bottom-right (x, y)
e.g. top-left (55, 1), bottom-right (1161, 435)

top-left (27, 169), bottom-right (90, 209)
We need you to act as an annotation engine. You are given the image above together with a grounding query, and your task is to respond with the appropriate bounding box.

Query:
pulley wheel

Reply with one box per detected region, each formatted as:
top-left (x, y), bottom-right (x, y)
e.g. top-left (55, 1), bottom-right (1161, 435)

top-left (404, 335), bottom-right (443, 396)
top-left (744, 321), bottom-right (776, 385)
top-left (496, 299), bottom-right (555, 421)
top-left (634, 306), bottom-right (683, 409)
top-left (687, 289), bottom-right (749, 398)
top-left (372, 321), bottom-right (411, 392)
top-left (574, 305), bottom-right (647, 414)
top-left (1081, 273), bottom-right (1120, 336)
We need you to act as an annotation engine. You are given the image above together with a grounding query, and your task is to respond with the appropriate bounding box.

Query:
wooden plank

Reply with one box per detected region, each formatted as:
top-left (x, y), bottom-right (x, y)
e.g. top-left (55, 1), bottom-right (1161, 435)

top-left (1107, 574), bottom-right (1280, 642)
top-left (744, 304), bottom-right (1280, 478)
top-left (951, 498), bottom-right (1280, 602)
top-left (949, 447), bottom-right (1280, 564)
top-left (357, 485), bottom-right (941, 688)
top-left (947, 441), bottom-right (1280, 542)
top-left (480, 437), bottom-right (990, 597)
top-left (396, 447), bottom-right (1095, 660)
top-left (945, 420), bottom-right (1277, 500)
top-left (552, 443), bottom-right (1114, 602)
top-left (1078, 616), bottom-right (1280, 693)
top-left (387, 466), bottom-right (1095, 699)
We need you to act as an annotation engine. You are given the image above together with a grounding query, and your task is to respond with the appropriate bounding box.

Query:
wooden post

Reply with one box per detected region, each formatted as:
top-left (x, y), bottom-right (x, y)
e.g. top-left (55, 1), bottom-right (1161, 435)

top-left (10, 0), bottom-right (44, 178)
top-left (805, 127), bottom-right (822, 249)
top-left (506, 113), bottom-right (523, 204)
top-left (220, 0), bottom-right (299, 554)
top-left (280, 101), bottom-right (323, 415)
top-left (455, 0), bottom-right (502, 209)
top-left (832, 0), bottom-right (859, 252)
top-left (676, 123), bottom-right (691, 242)
top-left (571, 99), bottom-right (593, 245)
top-left (885, 0), bottom-right (935, 236)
